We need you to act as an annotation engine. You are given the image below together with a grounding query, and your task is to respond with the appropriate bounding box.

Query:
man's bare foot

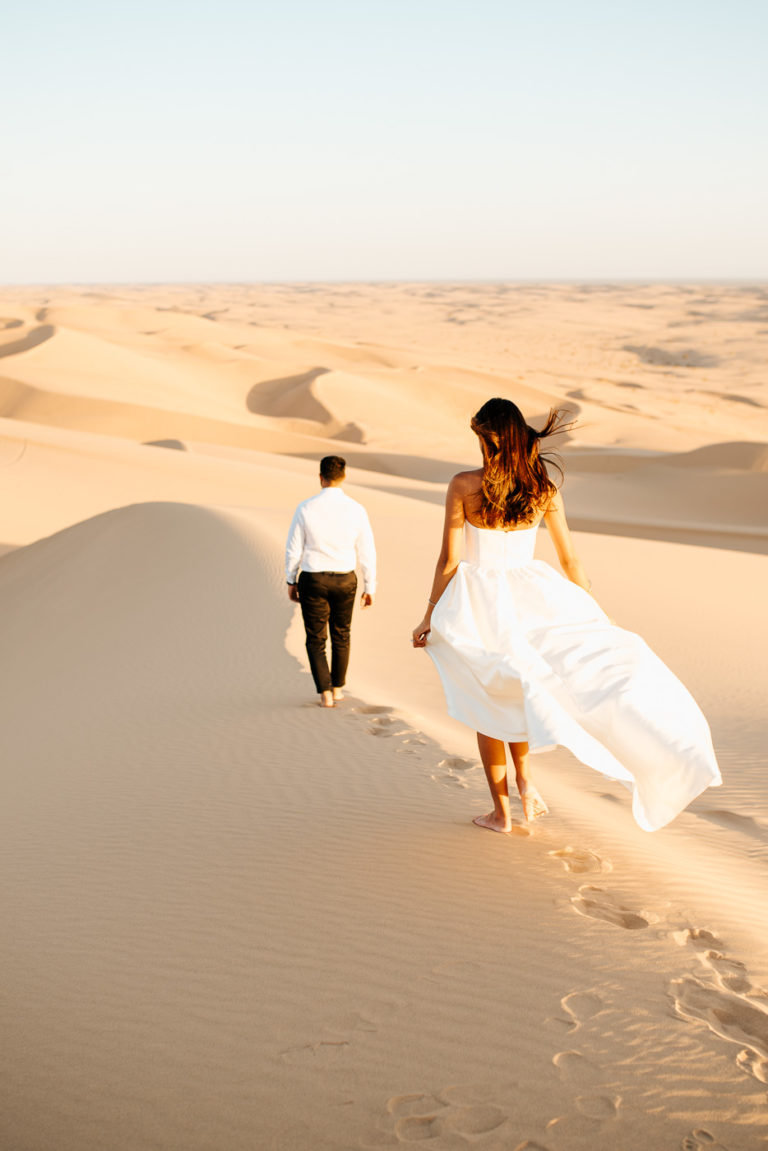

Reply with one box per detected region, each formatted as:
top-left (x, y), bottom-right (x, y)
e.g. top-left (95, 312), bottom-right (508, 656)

top-left (472, 812), bottom-right (512, 834)
top-left (320, 691), bottom-right (335, 708)
top-left (332, 688), bottom-right (344, 703)
top-left (519, 784), bottom-right (548, 822)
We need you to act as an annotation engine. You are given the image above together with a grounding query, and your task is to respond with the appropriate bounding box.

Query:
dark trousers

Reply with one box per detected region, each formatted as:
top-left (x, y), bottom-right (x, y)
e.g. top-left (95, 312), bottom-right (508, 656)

top-left (298, 571), bottom-right (358, 693)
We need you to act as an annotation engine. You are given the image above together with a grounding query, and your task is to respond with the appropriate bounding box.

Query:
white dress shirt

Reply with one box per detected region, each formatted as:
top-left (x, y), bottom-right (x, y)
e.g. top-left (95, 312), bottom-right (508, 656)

top-left (285, 486), bottom-right (377, 594)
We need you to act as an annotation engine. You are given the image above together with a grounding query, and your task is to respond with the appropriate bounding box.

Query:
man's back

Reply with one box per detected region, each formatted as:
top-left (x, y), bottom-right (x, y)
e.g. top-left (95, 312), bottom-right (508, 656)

top-left (286, 486), bottom-right (376, 592)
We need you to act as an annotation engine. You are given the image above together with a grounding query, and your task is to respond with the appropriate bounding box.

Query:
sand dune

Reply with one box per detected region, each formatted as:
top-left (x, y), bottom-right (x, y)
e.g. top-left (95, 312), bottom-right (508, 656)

top-left (660, 440), bottom-right (768, 471)
top-left (2, 300), bottom-right (572, 456)
top-left (565, 439), bottom-right (768, 474)
top-left (0, 283), bottom-right (767, 1151)
top-left (0, 321), bottom-right (56, 358)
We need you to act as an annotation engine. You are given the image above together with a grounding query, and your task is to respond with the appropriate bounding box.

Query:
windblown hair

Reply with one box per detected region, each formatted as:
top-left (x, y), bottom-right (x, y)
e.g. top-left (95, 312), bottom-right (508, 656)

top-left (320, 455), bottom-right (346, 482)
top-left (470, 397), bottom-right (570, 528)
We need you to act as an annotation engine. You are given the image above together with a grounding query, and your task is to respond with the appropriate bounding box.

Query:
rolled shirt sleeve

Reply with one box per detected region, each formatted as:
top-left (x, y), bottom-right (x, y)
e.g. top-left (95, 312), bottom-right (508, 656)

top-left (285, 509), bottom-right (305, 584)
top-left (356, 510), bottom-right (377, 595)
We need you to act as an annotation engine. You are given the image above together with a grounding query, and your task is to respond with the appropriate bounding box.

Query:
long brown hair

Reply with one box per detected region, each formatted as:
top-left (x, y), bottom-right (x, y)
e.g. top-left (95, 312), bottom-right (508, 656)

top-left (470, 397), bottom-right (570, 528)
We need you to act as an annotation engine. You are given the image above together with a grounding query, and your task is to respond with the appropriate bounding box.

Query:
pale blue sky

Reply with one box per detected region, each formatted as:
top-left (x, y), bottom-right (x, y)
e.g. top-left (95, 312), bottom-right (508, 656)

top-left (2, 0), bottom-right (766, 281)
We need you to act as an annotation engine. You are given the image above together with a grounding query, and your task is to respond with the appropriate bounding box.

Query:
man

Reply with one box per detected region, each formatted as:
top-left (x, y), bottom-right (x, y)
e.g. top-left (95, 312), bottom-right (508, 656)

top-left (285, 456), bottom-right (376, 708)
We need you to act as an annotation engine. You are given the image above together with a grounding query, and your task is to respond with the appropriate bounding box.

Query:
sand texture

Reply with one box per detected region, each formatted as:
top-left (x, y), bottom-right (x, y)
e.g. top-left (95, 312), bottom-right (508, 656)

top-left (1, 282), bottom-right (767, 1151)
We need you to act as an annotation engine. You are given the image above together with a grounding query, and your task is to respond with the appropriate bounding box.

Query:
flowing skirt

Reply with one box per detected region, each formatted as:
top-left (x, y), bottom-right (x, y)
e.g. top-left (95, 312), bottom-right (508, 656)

top-left (426, 559), bottom-right (722, 831)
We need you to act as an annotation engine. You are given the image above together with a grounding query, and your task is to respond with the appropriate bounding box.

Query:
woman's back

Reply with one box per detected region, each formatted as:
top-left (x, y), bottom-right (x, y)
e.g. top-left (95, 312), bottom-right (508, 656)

top-left (463, 521), bottom-right (538, 569)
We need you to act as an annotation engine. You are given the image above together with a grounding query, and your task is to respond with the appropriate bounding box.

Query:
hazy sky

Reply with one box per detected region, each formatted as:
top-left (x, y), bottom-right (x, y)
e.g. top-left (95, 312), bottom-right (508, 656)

top-left (2, 0), bottom-right (766, 281)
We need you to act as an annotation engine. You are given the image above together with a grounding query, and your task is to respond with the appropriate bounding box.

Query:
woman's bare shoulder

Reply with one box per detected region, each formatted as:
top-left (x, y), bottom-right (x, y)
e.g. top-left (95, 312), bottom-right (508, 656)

top-left (449, 468), bottom-right (483, 492)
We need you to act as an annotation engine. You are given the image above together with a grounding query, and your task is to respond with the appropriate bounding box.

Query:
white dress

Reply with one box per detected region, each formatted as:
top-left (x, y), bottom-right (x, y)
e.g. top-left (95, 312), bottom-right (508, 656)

top-left (426, 521), bottom-right (722, 831)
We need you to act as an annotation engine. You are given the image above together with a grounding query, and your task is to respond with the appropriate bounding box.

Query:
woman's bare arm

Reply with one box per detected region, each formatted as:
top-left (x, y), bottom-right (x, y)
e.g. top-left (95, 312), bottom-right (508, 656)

top-left (543, 491), bottom-right (592, 592)
top-left (412, 474), bottom-right (467, 646)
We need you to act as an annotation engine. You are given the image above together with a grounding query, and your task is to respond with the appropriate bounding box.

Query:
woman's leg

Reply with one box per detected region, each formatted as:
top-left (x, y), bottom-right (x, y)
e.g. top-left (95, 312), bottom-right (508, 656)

top-left (473, 732), bottom-right (512, 833)
top-left (509, 741), bottom-right (548, 821)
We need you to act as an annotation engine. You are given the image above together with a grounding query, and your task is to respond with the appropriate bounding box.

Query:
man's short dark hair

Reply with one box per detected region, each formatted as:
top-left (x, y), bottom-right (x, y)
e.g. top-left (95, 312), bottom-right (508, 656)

top-left (320, 456), bottom-right (346, 482)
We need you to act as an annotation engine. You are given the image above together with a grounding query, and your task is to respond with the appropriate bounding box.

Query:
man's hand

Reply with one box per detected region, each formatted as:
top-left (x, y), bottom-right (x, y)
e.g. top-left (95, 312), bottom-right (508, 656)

top-left (361, 592), bottom-right (374, 609)
top-left (287, 584), bottom-right (300, 603)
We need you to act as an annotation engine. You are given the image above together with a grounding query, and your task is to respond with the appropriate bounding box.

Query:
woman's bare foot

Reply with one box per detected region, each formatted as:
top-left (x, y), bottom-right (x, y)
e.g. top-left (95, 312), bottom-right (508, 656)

top-left (320, 691), bottom-right (335, 708)
top-left (332, 688), bottom-right (345, 703)
top-left (472, 812), bottom-right (512, 834)
top-left (519, 783), bottom-right (548, 822)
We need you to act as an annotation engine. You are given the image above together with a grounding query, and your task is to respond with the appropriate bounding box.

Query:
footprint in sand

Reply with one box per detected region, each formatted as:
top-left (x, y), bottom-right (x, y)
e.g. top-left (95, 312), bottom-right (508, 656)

top-left (433, 756), bottom-right (477, 788)
top-left (700, 951), bottom-right (752, 995)
top-left (559, 991), bottom-right (603, 1030)
top-left (394, 1114), bottom-right (443, 1141)
top-left (553, 1050), bottom-right (602, 1086)
top-left (735, 1047), bottom-right (768, 1085)
top-left (437, 756), bottom-right (476, 773)
top-left (448, 1104), bottom-right (507, 1136)
top-left (549, 846), bottom-right (610, 874)
top-left (671, 926), bottom-right (725, 951)
top-left (368, 716), bottom-right (410, 738)
top-left (386, 1092), bottom-right (449, 1144)
top-left (440, 1083), bottom-right (504, 1107)
top-left (681, 1129), bottom-right (730, 1150)
top-left (573, 1093), bottom-right (620, 1120)
top-left (571, 886), bottom-right (651, 930)
top-left (511, 1143), bottom-right (553, 1151)
top-left (357, 705), bottom-right (395, 716)
top-left (387, 1092), bottom-right (448, 1118)
top-left (397, 737), bottom-right (428, 758)
top-left (670, 974), bottom-right (768, 1083)
top-left (385, 1089), bottom-right (510, 1143)
top-left (551, 1051), bottom-right (620, 1129)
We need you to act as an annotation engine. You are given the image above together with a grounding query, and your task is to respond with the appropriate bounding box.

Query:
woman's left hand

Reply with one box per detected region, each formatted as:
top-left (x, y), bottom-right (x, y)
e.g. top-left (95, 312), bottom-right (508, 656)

top-left (412, 617), bottom-right (431, 648)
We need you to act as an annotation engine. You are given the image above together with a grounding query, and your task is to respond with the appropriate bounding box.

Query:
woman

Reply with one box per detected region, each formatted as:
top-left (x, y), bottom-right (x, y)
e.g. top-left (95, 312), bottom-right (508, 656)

top-left (412, 397), bottom-right (721, 833)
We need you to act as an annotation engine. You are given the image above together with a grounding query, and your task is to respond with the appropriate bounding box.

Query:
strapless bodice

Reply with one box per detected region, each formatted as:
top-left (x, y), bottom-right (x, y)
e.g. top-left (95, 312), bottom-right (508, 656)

top-left (463, 521), bottom-right (538, 569)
